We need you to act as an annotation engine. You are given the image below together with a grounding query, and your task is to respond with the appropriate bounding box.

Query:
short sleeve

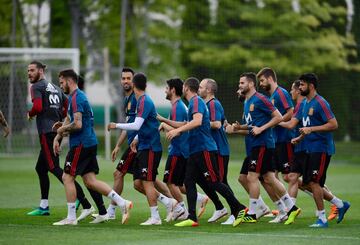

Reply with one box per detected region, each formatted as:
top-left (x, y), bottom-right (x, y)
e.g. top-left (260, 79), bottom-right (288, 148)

top-left (72, 93), bottom-right (84, 113)
top-left (137, 96), bottom-right (150, 119)
top-left (257, 94), bottom-right (276, 115)
top-left (30, 84), bottom-right (42, 101)
top-left (316, 98), bottom-right (335, 122)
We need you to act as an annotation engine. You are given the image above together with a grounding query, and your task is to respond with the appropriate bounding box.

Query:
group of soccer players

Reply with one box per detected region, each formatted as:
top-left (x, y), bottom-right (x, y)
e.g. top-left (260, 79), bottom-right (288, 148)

top-left (25, 60), bottom-right (350, 228)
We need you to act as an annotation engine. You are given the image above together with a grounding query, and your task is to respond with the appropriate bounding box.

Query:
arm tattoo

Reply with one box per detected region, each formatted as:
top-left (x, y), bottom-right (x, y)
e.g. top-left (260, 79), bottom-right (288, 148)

top-left (64, 112), bottom-right (82, 133)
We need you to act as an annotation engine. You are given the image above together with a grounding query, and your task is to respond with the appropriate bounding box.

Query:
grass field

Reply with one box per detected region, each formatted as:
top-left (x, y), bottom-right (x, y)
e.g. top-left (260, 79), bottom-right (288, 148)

top-left (0, 156), bottom-right (359, 245)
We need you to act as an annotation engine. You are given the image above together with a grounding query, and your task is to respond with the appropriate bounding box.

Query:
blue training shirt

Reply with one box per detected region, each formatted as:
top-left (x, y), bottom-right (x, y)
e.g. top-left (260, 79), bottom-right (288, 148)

top-left (270, 86), bottom-right (294, 143)
top-left (136, 94), bottom-right (162, 152)
top-left (187, 95), bottom-right (217, 155)
top-left (299, 94), bottom-right (335, 155)
top-left (124, 92), bottom-right (138, 145)
top-left (207, 98), bottom-right (230, 156)
top-left (68, 89), bottom-right (98, 148)
top-left (168, 99), bottom-right (189, 158)
top-left (243, 92), bottom-right (276, 150)
top-left (293, 100), bottom-right (306, 153)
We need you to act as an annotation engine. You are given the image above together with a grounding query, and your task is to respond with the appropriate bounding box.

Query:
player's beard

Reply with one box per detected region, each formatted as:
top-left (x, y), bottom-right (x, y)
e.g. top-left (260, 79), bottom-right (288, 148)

top-left (240, 86), bottom-right (250, 96)
top-left (63, 83), bottom-right (70, 94)
top-left (123, 84), bottom-right (132, 92)
top-left (29, 72), bottom-right (40, 84)
top-left (261, 83), bottom-right (271, 91)
top-left (165, 92), bottom-right (171, 101)
top-left (238, 94), bottom-right (245, 102)
top-left (300, 87), bottom-right (310, 96)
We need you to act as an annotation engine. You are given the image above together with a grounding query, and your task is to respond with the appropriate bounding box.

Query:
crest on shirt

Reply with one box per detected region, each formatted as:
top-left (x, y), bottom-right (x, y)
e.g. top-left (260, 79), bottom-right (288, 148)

top-left (250, 104), bottom-right (255, 111)
top-left (271, 99), bottom-right (275, 105)
top-left (308, 107), bottom-right (314, 116)
top-left (127, 101), bottom-right (131, 111)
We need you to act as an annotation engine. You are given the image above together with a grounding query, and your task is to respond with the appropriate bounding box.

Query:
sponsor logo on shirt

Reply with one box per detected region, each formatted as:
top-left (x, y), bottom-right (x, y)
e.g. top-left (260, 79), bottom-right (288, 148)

top-left (308, 107), bottom-right (314, 116)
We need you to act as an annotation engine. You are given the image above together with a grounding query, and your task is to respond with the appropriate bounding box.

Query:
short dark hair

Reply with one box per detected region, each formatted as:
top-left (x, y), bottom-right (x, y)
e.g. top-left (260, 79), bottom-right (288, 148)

top-left (78, 75), bottom-right (85, 90)
top-left (205, 78), bottom-right (217, 94)
top-left (257, 67), bottom-right (277, 82)
top-left (166, 78), bottom-right (183, 96)
top-left (30, 60), bottom-right (47, 70)
top-left (184, 77), bottom-right (199, 93)
top-left (299, 73), bottom-right (318, 89)
top-left (293, 80), bottom-right (301, 89)
top-left (133, 72), bottom-right (147, 91)
top-left (240, 72), bottom-right (257, 85)
top-left (122, 67), bottom-right (134, 75)
top-left (58, 69), bottom-right (78, 83)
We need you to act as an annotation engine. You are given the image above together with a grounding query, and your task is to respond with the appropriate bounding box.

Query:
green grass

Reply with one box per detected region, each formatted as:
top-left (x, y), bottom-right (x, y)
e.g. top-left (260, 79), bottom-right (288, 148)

top-left (0, 156), bottom-right (359, 245)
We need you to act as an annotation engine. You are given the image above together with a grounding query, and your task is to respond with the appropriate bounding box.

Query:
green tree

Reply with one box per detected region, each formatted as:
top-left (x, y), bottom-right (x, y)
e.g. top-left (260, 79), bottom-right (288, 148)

top-left (180, 0), bottom-right (359, 140)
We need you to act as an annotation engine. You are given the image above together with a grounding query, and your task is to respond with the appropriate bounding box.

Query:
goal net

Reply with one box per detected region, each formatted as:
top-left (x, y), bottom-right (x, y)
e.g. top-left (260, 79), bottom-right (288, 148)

top-left (0, 48), bottom-right (79, 156)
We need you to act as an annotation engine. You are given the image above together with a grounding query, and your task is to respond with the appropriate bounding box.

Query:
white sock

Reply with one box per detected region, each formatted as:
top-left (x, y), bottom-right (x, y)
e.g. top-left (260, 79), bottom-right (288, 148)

top-left (67, 202), bottom-right (76, 220)
top-left (248, 198), bottom-right (258, 215)
top-left (150, 206), bottom-right (160, 220)
top-left (174, 202), bottom-right (186, 212)
top-left (197, 193), bottom-right (206, 203)
top-left (315, 210), bottom-right (320, 217)
top-left (330, 196), bottom-right (344, 208)
top-left (274, 200), bottom-right (287, 215)
top-left (107, 204), bottom-right (117, 216)
top-left (280, 193), bottom-right (295, 210)
top-left (257, 196), bottom-right (268, 211)
top-left (291, 197), bottom-right (297, 205)
top-left (107, 190), bottom-right (125, 207)
top-left (40, 199), bottom-right (48, 209)
top-left (178, 201), bottom-right (186, 209)
top-left (157, 193), bottom-right (171, 207)
top-left (303, 189), bottom-right (313, 197)
top-left (318, 209), bottom-right (327, 223)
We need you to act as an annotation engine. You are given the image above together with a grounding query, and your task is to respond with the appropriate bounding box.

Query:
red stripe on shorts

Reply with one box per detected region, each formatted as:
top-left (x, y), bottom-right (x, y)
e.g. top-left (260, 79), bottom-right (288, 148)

top-left (256, 146), bottom-right (265, 173)
top-left (203, 151), bottom-right (217, 182)
top-left (121, 150), bottom-right (136, 174)
top-left (168, 155), bottom-right (178, 183)
top-left (316, 153), bottom-right (326, 182)
top-left (70, 145), bottom-right (82, 176)
top-left (147, 150), bottom-right (154, 181)
top-left (286, 143), bottom-right (294, 164)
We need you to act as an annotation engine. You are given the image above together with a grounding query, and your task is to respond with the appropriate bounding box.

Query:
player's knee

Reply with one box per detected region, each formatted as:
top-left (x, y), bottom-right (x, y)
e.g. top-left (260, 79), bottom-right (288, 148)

top-left (133, 180), bottom-right (142, 192)
top-left (62, 173), bottom-right (72, 184)
top-left (82, 178), bottom-right (95, 190)
top-left (238, 174), bottom-right (247, 186)
top-left (262, 174), bottom-right (274, 185)
top-left (282, 174), bottom-right (290, 183)
top-left (287, 173), bottom-right (297, 183)
top-left (113, 170), bottom-right (123, 180)
top-left (247, 173), bottom-right (259, 183)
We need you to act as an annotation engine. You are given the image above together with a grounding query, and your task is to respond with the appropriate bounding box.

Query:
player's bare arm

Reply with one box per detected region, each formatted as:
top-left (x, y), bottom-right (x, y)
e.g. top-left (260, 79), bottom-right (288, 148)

top-left (57, 112), bottom-right (82, 136)
top-left (210, 121), bottom-right (221, 129)
top-left (299, 118), bottom-right (338, 135)
top-left (282, 107), bottom-right (294, 122)
top-left (159, 122), bottom-right (175, 132)
top-left (129, 136), bottom-right (138, 153)
top-left (291, 134), bottom-right (304, 145)
top-left (226, 123), bottom-right (249, 135)
top-left (279, 117), bottom-right (299, 129)
top-left (232, 121), bottom-right (249, 131)
top-left (251, 109), bottom-right (283, 136)
top-left (166, 112), bottom-right (202, 140)
top-left (157, 114), bottom-right (186, 129)
top-left (111, 130), bottom-right (127, 162)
